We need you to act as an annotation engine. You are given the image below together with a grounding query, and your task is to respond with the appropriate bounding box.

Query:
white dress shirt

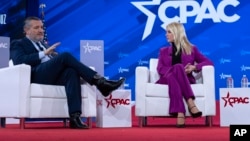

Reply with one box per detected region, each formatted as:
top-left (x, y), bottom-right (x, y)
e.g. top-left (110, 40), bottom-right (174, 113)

top-left (30, 40), bottom-right (51, 63)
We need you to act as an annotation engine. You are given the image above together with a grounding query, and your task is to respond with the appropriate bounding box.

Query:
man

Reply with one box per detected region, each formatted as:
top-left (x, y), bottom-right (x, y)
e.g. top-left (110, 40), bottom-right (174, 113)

top-left (10, 16), bottom-right (125, 129)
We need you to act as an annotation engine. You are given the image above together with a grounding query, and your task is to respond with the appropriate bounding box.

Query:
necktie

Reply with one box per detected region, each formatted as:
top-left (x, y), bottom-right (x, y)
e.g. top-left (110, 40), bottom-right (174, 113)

top-left (36, 42), bottom-right (44, 51)
top-left (36, 42), bottom-right (53, 59)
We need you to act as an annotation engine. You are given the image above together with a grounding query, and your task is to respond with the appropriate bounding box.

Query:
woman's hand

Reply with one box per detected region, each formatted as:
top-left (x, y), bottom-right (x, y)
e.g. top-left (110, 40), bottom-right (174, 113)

top-left (184, 63), bottom-right (196, 74)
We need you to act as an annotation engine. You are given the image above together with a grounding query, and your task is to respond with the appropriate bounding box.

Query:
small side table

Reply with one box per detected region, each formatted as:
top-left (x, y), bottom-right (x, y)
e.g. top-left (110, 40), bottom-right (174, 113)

top-left (96, 89), bottom-right (131, 128)
top-left (220, 88), bottom-right (250, 126)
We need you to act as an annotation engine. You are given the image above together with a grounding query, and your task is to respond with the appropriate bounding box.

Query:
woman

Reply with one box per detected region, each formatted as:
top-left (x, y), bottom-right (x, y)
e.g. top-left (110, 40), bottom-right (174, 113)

top-left (156, 22), bottom-right (213, 128)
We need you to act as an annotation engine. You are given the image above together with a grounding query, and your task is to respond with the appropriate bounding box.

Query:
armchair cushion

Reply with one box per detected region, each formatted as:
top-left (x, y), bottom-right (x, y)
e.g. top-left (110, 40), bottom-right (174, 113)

top-left (30, 83), bottom-right (92, 98)
top-left (145, 83), bottom-right (204, 98)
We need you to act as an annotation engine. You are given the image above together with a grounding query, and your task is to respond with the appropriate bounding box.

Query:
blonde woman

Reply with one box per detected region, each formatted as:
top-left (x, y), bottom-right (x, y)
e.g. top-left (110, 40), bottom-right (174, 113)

top-left (156, 22), bottom-right (213, 128)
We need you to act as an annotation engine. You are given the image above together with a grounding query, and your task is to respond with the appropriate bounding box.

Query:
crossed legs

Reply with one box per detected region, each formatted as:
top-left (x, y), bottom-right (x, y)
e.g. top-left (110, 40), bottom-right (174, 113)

top-left (161, 64), bottom-right (202, 127)
top-left (31, 52), bottom-right (125, 129)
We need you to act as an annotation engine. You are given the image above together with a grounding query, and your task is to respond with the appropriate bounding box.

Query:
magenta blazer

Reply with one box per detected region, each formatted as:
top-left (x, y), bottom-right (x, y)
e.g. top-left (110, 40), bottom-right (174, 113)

top-left (156, 46), bottom-right (214, 84)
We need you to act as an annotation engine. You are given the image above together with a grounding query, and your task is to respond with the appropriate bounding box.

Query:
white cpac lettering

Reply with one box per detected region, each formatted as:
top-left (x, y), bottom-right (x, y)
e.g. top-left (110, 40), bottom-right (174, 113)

top-left (132, 0), bottom-right (240, 40)
top-left (159, 0), bottom-right (240, 29)
top-left (0, 43), bottom-right (8, 48)
top-left (83, 42), bottom-right (102, 53)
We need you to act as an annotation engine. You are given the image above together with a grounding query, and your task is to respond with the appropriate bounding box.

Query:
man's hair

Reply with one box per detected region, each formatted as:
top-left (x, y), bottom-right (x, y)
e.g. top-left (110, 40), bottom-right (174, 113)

top-left (23, 16), bottom-right (41, 29)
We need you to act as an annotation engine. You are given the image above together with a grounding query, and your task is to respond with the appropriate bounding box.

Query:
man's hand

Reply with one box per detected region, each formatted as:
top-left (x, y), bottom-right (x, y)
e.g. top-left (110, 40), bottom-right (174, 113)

top-left (184, 63), bottom-right (196, 74)
top-left (44, 42), bottom-right (60, 55)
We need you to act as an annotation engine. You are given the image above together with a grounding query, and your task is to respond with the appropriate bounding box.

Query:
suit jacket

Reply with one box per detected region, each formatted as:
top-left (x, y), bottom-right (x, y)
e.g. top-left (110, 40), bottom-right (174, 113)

top-left (156, 46), bottom-right (213, 84)
top-left (10, 37), bottom-right (48, 73)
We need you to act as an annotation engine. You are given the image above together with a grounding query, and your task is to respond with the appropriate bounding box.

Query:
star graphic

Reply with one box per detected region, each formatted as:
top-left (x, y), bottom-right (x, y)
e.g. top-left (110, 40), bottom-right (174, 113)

top-left (118, 67), bottom-right (123, 73)
top-left (131, 0), bottom-right (161, 40)
top-left (105, 95), bottom-right (114, 108)
top-left (220, 73), bottom-right (226, 79)
top-left (222, 92), bottom-right (232, 107)
top-left (241, 65), bottom-right (246, 71)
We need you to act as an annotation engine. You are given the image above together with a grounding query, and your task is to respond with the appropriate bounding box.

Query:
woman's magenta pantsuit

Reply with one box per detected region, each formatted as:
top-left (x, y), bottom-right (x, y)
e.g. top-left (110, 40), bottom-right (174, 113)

top-left (156, 46), bottom-right (213, 115)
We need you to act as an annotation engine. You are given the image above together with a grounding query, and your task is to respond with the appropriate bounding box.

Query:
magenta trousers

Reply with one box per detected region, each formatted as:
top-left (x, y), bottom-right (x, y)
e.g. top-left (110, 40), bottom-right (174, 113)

top-left (159, 64), bottom-right (195, 115)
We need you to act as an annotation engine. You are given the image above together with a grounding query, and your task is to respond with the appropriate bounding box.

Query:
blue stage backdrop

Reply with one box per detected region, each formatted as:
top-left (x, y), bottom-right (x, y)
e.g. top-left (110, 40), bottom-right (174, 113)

top-left (0, 0), bottom-right (26, 40)
top-left (34, 0), bottom-right (250, 100)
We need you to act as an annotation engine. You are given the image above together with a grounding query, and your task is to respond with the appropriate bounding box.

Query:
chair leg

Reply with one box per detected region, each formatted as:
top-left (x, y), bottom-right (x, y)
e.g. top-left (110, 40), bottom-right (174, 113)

top-left (144, 117), bottom-right (147, 126)
top-left (20, 118), bottom-right (25, 129)
top-left (0, 118), bottom-right (6, 128)
top-left (205, 116), bottom-right (213, 127)
top-left (63, 118), bottom-right (68, 127)
top-left (87, 117), bottom-right (92, 128)
top-left (138, 117), bottom-right (147, 127)
top-left (138, 117), bottom-right (143, 127)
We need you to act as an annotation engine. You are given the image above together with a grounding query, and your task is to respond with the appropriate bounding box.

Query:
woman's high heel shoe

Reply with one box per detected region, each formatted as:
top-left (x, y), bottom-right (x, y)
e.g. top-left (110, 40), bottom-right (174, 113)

top-left (176, 117), bottom-right (185, 128)
top-left (189, 106), bottom-right (202, 118)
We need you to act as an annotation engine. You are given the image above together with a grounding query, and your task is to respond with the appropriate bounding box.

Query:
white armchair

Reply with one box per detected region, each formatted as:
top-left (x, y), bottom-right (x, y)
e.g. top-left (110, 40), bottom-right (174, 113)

top-left (0, 63), bottom-right (96, 129)
top-left (135, 58), bottom-right (215, 127)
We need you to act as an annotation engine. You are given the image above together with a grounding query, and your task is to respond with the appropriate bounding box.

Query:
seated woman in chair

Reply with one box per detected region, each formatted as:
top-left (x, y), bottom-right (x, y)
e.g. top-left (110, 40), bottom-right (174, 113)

top-left (156, 22), bottom-right (213, 128)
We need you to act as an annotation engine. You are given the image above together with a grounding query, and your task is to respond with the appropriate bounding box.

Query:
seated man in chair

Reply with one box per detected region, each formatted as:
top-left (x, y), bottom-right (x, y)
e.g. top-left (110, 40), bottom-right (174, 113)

top-left (10, 16), bottom-right (125, 129)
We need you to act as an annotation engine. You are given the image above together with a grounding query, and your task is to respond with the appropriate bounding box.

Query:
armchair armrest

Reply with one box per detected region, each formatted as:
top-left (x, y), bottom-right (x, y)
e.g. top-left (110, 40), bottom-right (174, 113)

top-left (135, 66), bottom-right (150, 116)
top-left (201, 65), bottom-right (216, 115)
top-left (0, 64), bottom-right (31, 117)
top-left (81, 83), bottom-right (97, 117)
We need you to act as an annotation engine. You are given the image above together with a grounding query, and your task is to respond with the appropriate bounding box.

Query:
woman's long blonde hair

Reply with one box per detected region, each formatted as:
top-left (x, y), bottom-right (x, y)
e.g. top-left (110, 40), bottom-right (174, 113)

top-left (166, 22), bottom-right (193, 55)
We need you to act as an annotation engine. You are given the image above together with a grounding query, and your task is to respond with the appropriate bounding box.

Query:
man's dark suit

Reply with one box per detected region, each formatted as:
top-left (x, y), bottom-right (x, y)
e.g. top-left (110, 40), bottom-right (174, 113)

top-left (10, 37), bottom-right (97, 114)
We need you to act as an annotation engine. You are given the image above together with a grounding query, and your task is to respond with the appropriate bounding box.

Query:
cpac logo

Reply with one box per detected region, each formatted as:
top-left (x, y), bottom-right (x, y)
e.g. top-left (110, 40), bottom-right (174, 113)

top-left (131, 0), bottom-right (240, 40)
top-left (222, 92), bottom-right (249, 107)
top-left (118, 52), bottom-right (129, 58)
top-left (0, 42), bottom-right (8, 48)
top-left (118, 67), bottom-right (129, 73)
top-left (241, 65), bottom-right (250, 71)
top-left (200, 51), bottom-right (210, 56)
top-left (82, 42), bottom-right (102, 53)
top-left (105, 94), bottom-right (130, 108)
top-left (138, 59), bottom-right (148, 65)
top-left (240, 50), bottom-right (250, 56)
top-left (220, 73), bottom-right (232, 79)
top-left (220, 58), bottom-right (231, 64)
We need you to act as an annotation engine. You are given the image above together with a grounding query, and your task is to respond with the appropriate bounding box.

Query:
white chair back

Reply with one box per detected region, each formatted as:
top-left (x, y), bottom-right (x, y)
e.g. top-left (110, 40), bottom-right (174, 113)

top-left (149, 58), bottom-right (160, 83)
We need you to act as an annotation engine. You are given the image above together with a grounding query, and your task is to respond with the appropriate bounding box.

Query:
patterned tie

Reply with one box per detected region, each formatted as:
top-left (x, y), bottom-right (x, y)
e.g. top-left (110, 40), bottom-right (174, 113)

top-left (36, 42), bottom-right (44, 51)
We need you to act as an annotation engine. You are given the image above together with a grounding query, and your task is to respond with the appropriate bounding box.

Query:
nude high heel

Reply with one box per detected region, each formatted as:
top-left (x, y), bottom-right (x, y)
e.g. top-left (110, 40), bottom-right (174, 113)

top-left (176, 116), bottom-right (185, 128)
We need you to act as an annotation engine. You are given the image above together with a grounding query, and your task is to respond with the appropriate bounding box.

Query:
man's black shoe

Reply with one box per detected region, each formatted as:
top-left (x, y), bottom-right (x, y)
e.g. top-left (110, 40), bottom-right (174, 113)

top-left (69, 113), bottom-right (89, 129)
top-left (94, 76), bottom-right (125, 97)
